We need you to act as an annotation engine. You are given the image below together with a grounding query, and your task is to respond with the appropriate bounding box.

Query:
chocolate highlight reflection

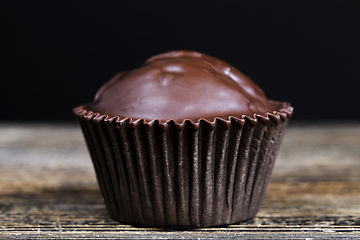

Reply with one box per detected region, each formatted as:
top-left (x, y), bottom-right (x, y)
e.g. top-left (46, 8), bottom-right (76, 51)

top-left (74, 51), bottom-right (293, 227)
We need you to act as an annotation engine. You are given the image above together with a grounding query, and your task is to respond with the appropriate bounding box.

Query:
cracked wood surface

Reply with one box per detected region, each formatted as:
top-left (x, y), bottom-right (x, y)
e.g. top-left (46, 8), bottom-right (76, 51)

top-left (0, 122), bottom-right (359, 239)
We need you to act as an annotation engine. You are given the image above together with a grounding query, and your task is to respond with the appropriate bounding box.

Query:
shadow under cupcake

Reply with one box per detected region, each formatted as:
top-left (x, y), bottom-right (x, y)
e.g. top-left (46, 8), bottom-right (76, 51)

top-left (74, 51), bottom-right (293, 228)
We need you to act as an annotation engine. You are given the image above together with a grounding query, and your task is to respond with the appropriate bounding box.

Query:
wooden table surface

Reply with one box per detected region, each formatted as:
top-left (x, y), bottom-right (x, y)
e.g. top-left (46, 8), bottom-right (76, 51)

top-left (0, 122), bottom-right (359, 239)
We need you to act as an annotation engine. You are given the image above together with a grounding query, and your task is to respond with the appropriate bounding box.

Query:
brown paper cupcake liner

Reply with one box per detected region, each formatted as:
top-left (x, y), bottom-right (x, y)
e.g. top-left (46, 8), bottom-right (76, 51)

top-left (73, 102), bottom-right (293, 227)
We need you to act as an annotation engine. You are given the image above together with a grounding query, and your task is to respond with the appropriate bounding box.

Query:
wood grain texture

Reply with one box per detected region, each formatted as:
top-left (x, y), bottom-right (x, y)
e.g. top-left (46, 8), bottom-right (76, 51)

top-left (0, 122), bottom-right (359, 239)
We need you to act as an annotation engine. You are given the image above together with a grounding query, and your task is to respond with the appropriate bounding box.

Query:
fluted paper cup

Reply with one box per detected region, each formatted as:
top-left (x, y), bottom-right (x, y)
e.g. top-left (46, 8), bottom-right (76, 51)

top-left (73, 102), bottom-right (293, 227)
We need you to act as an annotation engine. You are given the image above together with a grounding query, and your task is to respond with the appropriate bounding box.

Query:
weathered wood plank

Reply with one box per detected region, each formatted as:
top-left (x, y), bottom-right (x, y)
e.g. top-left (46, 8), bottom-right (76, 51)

top-left (0, 122), bottom-right (359, 238)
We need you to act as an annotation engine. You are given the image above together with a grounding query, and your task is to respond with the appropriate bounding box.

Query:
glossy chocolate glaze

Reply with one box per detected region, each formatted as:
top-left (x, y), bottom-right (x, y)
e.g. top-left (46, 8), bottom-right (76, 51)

top-left (85, 51), bottom-right (283, 122)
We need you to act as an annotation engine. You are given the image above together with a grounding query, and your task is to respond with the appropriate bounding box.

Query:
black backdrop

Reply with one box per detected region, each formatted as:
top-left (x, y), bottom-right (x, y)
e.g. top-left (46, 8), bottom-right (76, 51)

top-left (2, 1), bottom-right (360, 121)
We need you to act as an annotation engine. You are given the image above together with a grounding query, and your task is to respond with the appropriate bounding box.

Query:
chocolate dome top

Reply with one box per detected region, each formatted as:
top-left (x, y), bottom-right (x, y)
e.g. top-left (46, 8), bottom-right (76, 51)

top-left (85, 51), bottom-right (281, 122)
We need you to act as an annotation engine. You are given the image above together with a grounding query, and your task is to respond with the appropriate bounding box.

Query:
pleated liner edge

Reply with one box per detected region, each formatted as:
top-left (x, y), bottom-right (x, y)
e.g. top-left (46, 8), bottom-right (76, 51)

top-left (73, 103), bottom-right (293, 228)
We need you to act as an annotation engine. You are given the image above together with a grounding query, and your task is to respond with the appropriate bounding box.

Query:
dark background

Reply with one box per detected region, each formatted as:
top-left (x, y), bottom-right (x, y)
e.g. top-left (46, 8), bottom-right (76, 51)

top-left (2, 1), bottom-right (360, 122)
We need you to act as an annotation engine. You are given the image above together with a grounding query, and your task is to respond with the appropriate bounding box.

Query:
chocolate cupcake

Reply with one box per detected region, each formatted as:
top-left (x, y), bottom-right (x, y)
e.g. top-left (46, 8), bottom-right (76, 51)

top-left (74, 51), bottom-right (293, 227)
